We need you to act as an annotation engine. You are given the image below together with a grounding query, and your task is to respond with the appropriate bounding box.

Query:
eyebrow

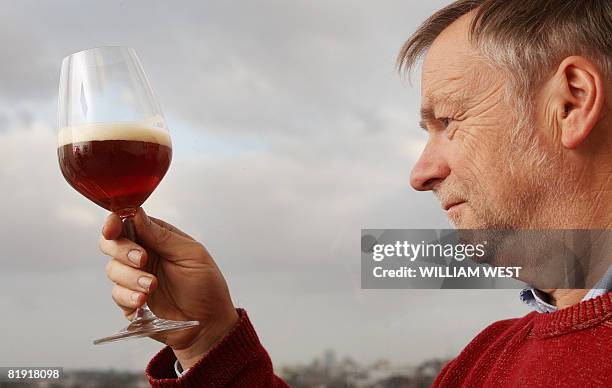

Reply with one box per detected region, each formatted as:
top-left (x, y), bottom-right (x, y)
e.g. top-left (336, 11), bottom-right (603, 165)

top-left (419, 106), bottom-right (436, 131)
top-left (419, 94), bottom-right (466, 132)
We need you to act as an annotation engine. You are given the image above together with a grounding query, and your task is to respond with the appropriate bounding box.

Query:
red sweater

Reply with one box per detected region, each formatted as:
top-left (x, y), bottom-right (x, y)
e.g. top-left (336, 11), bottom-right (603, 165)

top-left (146, 292), bottom-right (612, 387)
top-left (146, 309), bottom-right (288, 388)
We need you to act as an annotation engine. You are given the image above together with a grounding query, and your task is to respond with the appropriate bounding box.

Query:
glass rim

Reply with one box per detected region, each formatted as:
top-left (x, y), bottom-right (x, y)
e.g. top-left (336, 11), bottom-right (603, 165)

top-left (61, 45), bottom-right (137, 62)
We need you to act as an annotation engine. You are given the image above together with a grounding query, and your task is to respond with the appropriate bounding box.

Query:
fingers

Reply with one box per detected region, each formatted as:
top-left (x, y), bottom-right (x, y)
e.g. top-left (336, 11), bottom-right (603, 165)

top-left (99, 236), bottom-right (148, 268)
top-left (102, 213), bottom-right (123, 240)
top-left (132, 208), bottom-right (197, 258)
top-left (135, 207), bottom-right (193, 240)
top-left (111, 283), bottom-right (144, 319)
top-left (102, 208), bottom-right (194, 243)
top-left (107, 259), bottom-right (155, 321)
top-left (105, 259), bottom-right (157, 293)
top-left (149, 215), bottom-right (194, 240)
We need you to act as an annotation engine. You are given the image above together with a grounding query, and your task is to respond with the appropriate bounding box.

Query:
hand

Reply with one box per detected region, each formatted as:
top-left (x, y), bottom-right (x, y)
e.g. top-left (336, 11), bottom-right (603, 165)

top-left (99, 208), bottom-right (239, 369)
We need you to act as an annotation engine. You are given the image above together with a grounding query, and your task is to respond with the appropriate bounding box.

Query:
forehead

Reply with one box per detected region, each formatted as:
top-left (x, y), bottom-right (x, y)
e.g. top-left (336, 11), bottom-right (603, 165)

top-left (421, 13), bottom-right (481, 104)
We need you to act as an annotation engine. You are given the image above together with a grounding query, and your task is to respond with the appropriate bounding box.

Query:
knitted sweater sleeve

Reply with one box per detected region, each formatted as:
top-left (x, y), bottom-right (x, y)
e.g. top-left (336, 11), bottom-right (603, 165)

top-left (146, 309), bottom-right (289, 387)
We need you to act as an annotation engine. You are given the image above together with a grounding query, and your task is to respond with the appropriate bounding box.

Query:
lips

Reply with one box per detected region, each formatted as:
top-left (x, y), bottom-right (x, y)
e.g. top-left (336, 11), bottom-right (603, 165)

top-left (443, 200), bottom-right (465, 211)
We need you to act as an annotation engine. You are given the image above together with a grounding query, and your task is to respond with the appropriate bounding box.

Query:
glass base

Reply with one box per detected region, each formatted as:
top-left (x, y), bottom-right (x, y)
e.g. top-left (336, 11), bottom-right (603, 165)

top-left (93, 307), bottom-right (199, 345)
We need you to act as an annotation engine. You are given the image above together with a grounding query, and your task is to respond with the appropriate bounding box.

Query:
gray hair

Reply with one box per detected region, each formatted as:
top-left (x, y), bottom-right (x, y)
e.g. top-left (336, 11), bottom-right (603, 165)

top-left (398, 0), bottom-right (611, 169)
top-left (398, 0), bottom-right (611, 86)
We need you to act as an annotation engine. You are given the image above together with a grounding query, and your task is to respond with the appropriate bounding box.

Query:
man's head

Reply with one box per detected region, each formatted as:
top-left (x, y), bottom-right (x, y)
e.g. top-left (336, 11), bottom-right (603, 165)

top-left (400, 0), bottom-right (611, 229)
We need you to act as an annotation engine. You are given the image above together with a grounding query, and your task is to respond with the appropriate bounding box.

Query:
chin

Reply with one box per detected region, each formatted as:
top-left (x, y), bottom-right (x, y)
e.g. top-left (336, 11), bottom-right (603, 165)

top-left (448, 208), bottom-right (477, 229)
top-left (450, 206), bottom-right (520, 230)
top-left (450, 215), bottom-right (497, 230)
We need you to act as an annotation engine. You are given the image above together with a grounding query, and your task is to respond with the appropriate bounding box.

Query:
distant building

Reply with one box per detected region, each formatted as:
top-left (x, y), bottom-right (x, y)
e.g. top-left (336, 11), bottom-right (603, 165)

top-left (323, 349), bottom-right (336, 370)
top-left (280, 349), bottom-right (448, 388)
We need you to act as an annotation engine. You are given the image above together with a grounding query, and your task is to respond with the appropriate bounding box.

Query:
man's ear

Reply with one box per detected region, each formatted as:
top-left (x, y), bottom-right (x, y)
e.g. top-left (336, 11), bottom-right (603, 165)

top-left (553, 56), bottom-right (605, 149)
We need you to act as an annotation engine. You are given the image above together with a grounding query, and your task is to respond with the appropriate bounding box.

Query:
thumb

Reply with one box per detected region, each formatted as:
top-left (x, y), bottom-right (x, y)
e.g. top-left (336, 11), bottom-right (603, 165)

top-left (132, 208), bottom-right (197, 260)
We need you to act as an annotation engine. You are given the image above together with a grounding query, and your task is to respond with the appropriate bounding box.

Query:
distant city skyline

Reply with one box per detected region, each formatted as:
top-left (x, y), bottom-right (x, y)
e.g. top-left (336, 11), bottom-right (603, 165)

top-left (0, 349), bottom-right (447, 387)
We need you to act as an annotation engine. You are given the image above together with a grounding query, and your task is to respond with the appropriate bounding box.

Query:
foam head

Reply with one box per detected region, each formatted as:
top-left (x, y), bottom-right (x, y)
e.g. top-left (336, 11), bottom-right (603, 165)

top-left (58, 115), bottom-right (171, 147)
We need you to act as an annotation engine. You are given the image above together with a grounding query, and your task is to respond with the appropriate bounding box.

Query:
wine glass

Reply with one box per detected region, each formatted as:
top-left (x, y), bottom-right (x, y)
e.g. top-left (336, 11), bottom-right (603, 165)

top-left (57, 46), bottom-right (199, 344)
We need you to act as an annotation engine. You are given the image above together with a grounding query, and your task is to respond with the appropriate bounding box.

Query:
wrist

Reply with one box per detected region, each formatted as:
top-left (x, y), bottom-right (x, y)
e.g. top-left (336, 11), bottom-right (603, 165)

top-left (172, 308), bottom-right (239, 370)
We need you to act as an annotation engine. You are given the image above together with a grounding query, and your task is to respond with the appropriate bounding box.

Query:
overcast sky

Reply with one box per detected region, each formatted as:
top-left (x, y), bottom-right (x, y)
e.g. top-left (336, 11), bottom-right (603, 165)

top-left (0, 0), bottom-right (528, 371)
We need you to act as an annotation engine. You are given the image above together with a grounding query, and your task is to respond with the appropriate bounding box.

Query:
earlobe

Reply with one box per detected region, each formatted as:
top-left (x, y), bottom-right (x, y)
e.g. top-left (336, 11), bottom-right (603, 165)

top-left (561, 96), bottom-right (588, 149)
top-left (557, 56), bottom-right (605, 149)
top-left (561, 116), bottom-right (587, 149)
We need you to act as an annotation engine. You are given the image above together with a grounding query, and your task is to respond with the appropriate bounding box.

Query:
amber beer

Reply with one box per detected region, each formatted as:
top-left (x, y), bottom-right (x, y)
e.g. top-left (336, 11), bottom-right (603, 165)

top-left (58, 123), bottom-right (172, 217)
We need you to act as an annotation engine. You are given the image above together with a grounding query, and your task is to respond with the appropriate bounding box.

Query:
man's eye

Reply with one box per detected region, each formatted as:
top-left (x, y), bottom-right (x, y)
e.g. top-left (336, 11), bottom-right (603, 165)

top-left (440, 117), bottom-right (452, 128)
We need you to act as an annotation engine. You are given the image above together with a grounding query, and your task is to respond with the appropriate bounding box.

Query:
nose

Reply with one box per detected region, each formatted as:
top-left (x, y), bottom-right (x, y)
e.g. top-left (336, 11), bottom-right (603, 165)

top-left (410, 140), bottom-right (450, 191)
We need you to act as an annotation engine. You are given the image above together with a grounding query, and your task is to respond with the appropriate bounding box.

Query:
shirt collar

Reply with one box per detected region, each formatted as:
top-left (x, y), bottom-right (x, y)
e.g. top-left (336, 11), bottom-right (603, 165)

top-left (520, 265), bottom-right (612, 313)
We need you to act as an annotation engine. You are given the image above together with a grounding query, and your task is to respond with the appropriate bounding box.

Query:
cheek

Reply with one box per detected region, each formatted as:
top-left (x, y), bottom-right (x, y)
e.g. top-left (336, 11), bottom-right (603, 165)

top-left (448, 132), bottom-right (499, 186)
top-left (449, 131), bottom-right (521, 209)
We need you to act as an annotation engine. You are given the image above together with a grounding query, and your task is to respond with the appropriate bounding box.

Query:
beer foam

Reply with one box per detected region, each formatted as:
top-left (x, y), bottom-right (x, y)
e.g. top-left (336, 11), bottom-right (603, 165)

top-left (58, 116), bottom-right (172, 147)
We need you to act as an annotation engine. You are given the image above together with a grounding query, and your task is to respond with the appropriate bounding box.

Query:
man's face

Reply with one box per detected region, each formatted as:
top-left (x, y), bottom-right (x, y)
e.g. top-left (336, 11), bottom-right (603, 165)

top-left (410, 14), bottom-right (554, 229)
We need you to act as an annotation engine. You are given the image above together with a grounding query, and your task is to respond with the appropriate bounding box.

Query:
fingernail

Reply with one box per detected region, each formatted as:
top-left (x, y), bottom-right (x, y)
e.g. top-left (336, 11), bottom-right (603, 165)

top-left (128, 250), bottom-right (142, 265)
top-left (131, 292), bottom-right (140, 302)
top-left (138, 276), bottom-right (153, 291)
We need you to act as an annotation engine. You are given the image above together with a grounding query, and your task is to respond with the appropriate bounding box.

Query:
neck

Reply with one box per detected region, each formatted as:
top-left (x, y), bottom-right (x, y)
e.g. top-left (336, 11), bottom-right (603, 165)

top-left (541, 188), bottom-right (612, 229)
top-left (539, 119), bottom-right (612, 229)
top-left (544, 289), bottom-right (589, 309)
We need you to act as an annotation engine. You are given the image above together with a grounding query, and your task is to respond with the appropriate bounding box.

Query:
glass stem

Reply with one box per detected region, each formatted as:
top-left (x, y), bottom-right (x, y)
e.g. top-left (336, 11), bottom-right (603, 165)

top-left (122, 215), bottom-right (155, 321)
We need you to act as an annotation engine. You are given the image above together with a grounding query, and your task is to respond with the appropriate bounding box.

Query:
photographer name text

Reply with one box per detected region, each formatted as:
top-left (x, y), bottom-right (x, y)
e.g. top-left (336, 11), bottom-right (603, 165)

top-left (373, 266), bottom-right (521, 278)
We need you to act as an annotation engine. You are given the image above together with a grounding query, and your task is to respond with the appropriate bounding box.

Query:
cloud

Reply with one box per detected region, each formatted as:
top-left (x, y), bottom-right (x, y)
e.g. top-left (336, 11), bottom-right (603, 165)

top-left (0, 113), bottom-right (8, 133)
top-left (56, 203), bottom-right (99, 228)
top-left (0, 0), bottom-right (438, 137)
top-left (0, 0), bottom-right (530, 371)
